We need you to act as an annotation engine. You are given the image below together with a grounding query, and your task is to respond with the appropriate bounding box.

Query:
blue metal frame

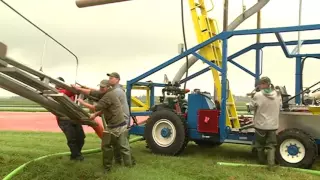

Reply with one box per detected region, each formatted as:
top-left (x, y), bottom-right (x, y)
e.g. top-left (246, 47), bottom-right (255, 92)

top-left (126, 24), bottom-right (320, 142)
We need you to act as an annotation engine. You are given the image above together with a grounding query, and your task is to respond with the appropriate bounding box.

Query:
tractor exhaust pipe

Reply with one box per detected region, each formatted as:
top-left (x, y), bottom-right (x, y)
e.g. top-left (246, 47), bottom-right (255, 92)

top-left (76, 0), bottom-right (131, 8)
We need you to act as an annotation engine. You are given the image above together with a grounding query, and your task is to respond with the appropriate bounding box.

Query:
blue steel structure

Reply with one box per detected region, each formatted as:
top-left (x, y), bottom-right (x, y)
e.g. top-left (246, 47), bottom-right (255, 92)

top-left (126, 24), bottom-right (320, 144)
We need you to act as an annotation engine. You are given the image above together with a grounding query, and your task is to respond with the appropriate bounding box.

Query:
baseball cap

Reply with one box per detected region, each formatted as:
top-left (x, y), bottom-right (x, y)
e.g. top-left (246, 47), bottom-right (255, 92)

top-left (258, 76), bottom-right (271, 85)
top-left (107, 72), bottom-right (120, 79)
top-left (99, 79), bottom-right (109, 87)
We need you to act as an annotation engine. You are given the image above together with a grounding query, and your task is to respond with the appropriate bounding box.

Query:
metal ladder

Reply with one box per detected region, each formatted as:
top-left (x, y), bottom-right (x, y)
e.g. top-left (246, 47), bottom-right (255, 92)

top-left (0, 42), bottom-right (96, 126)
top-left (188, 0), bottom-right (240, 129)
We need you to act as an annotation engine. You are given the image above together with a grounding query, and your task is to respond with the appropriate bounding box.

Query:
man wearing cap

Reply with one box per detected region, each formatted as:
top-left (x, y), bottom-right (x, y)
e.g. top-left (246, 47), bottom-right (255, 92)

top-left (77, 80), bottom-right (133, 172)
top-left (248, 76), bottom-right (282, 170)
top-left (107, 72), bottom-right (136, 165)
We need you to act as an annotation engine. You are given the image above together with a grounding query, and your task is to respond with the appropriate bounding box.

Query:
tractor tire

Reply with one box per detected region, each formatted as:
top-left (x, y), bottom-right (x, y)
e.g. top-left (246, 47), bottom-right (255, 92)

top-left (144, 109), bottom-right (188, 156)
top-left (194, 140), bottom-right (222, 148)
top-left (276, 128), bottom-right (318, 169)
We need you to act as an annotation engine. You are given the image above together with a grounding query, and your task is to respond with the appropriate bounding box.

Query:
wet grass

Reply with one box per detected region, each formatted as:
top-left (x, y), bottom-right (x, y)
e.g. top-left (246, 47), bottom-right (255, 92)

top-left (1, 131), bottom-right (320, 180)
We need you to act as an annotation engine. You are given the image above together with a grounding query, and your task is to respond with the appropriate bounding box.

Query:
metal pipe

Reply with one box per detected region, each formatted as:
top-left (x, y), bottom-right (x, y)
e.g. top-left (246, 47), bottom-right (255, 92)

top-left (0, 0), bottom-right (79, 83)
top-left (223, 0), bottom-right (229, 31)
top-left (227, 0), bottom-right (270, 31)
top-left (172, 0), bottom-right (270, 84)
top-left (255, 1), bottom-right (262, 85)
top-left (76, 0), bottom-right (131, 8)
top-left (298, 0), bottom-right (302, 54)
top-left (256, 5), bottom-right (261, 43)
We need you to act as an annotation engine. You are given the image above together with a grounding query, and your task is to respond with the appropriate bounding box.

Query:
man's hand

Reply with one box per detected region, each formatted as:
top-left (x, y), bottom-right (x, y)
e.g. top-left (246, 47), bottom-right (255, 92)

top-left (90, 113), bottom-right (96, 120)
top-left (77, 98), bottom-right (85, 104)
top-left (71, 84), bottom-right (80, 90)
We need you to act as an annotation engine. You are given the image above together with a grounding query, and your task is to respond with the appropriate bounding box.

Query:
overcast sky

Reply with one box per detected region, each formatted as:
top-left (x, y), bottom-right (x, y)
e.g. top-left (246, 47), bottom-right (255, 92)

top-left (1, 0), bottom-right (320, 98)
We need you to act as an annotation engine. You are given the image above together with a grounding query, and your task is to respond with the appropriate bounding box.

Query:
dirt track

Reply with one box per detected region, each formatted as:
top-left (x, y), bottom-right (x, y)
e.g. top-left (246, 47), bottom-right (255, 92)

top-left (0, 112), bottom-right (146, 132)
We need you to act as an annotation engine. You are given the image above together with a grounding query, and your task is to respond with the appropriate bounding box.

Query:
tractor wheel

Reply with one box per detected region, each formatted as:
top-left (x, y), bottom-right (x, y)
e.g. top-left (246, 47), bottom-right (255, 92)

top-left (144, 109), bottom-right (188, 156)
top-left (194, 140), bottom-right (222, 148)
top-left (276, 128), bottom-right (318, 169)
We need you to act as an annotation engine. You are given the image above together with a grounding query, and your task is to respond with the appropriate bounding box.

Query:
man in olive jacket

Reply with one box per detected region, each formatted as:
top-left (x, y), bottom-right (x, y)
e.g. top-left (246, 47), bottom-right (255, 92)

top-left (77, 80), bottom-right (132, 172)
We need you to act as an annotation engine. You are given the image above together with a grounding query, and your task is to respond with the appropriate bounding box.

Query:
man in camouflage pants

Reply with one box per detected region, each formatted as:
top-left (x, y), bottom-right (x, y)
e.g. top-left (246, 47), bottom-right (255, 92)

top-left (248, 76), bottom-right (282, 170)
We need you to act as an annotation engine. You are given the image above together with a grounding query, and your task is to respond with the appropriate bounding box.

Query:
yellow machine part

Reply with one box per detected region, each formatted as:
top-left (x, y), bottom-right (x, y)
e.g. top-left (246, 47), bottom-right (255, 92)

top-left (188, 0), bottom-right (240, 129)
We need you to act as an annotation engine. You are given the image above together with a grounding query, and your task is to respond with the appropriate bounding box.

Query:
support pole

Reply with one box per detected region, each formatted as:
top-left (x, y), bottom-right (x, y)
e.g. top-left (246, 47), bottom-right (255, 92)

top-left (298, 0), bottom-right (302, 54)
top-left (223, 0), bottom-right (229, 31)
top-left (220, 39), bottom-right (228, 142)
top-left (295, 57), bottom-right (302, 104)
top-left (218, 0), bottom-right (229, 101)
top-left (255, 2), bottom-right (262, 86)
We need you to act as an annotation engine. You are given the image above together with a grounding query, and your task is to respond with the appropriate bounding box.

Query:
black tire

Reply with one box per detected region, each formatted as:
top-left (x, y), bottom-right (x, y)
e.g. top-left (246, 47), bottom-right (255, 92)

top-left (276, 128), bottom-right (318, 169)
top-left (194, 140), bottom-right (222, 148)
top-left (144, 109), bottom-right (188, 156)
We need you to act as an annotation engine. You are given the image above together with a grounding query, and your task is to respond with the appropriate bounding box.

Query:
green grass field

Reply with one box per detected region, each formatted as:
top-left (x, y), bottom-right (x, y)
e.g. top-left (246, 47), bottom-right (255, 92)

top-left (1, 131), bottom-right (320, 180)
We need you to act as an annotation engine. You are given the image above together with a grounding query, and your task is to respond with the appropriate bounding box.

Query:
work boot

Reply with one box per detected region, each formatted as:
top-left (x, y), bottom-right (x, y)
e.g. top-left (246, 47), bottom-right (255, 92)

top-left (267, 148), bottom-right (276, 171)
top-left (131, 155), bottom-right (136, 166)
top-left (257, 150), bottom-right (266, 164)
top-left (103, 168), bottom-right (111, 174)
top-left (70, 155), bottom-right (84, 161)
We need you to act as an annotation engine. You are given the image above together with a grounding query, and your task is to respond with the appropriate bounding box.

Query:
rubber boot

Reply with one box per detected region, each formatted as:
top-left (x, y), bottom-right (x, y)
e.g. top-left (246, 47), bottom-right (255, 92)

top-left (257, 150), bottom-right (266, 164)
top-left (267, 148), bottom-right (276, 171)
top-left (119, 129), bottom-right (132, 167)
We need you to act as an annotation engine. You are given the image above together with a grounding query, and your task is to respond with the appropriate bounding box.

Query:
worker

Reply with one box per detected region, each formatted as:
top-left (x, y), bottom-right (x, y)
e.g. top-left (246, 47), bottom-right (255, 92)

top-left (70, 84), bottom-right (105, 139)
top-left (248, 76), bottom-right (282, 170)
top-left (107, 72), bottom-right (136, 165)
top-left (55, 77), bottom-right (85, 161)
top-left (77, 79), bottom-right (132, 172)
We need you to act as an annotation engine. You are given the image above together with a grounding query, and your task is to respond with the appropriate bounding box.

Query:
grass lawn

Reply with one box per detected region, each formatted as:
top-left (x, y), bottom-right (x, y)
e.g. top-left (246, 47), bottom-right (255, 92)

top-left (1, 131), bottom-right (320, 180)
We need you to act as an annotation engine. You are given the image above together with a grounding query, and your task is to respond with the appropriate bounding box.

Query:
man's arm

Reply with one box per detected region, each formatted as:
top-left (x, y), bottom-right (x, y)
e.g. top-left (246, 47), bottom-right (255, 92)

top-left (248, 94), bottom-right (259, 111)
top-left (72, 85), bottom-right (91, 95)
top-left (90, 111), bottom-right (103, 120)
top-left (78, 99), bottom-right (95, 110)
top-left (72, 85), bottom-right (103, 101)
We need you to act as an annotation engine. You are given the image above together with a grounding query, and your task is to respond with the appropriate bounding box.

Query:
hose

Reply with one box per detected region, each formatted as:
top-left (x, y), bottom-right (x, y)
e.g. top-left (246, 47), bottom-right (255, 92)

top-left (217, 162), bottom-right (320, 176)
top-left (2, 136), bottom-right (143, 180)
top-left (180, 0), bottom-right (189, 90)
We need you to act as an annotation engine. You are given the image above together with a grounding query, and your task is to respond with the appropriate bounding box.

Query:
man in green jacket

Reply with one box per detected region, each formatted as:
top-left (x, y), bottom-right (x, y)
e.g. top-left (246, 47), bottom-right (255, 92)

top-left (77, 80), bottom-right (132, 172)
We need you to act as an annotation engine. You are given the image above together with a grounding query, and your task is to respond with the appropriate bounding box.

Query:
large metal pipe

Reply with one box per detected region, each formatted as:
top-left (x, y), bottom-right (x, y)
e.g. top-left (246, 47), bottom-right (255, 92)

top-left (76, 0), bottom-right (131, 8)
top-left (256, 6), bottom-right (261, 43)
top-left (223, 0), bottom-right (229, 31)
top-left (172, 0), bottom-right (270, 84)
top-left (227, 0), bottom-right (269, 31)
